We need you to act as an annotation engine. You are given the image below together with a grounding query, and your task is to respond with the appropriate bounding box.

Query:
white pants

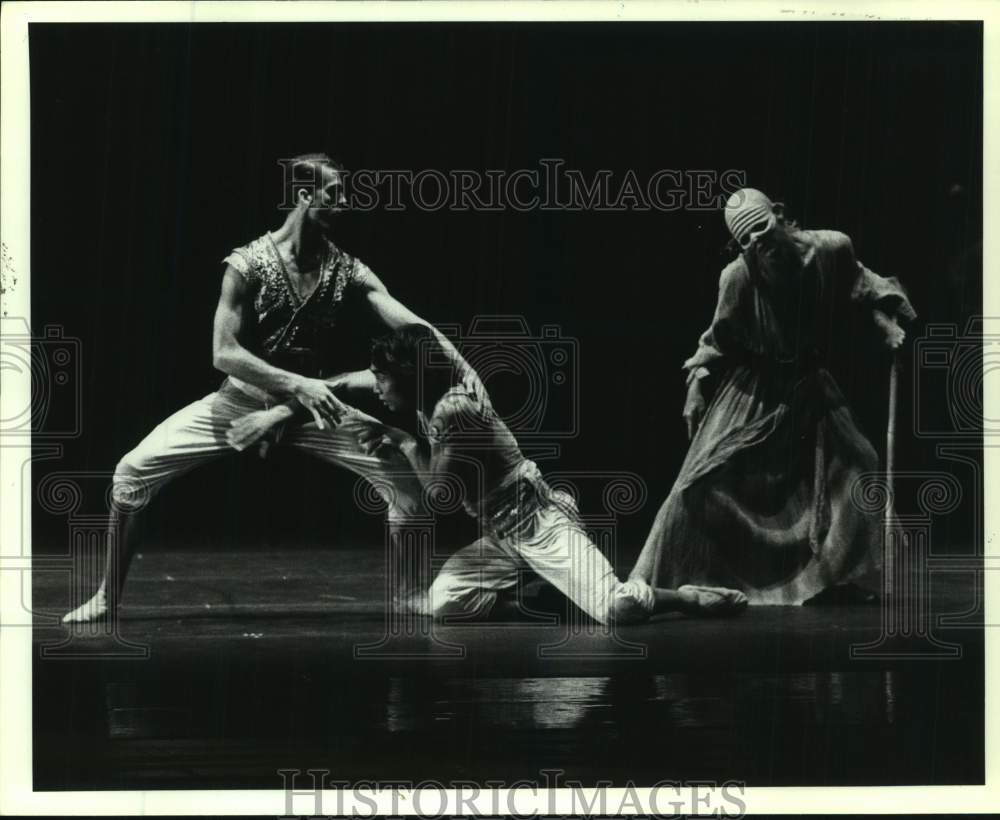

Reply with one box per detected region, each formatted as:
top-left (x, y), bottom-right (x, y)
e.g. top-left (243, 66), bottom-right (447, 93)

top-left (416, 502), bottom-right (654, 625)
top-left (112, 379), bottom-right (424, 521)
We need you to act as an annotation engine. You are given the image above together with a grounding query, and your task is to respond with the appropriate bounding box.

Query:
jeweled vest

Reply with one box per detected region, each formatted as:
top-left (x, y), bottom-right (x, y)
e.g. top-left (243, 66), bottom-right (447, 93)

top-left (222, 233), bottom-right (372, 378)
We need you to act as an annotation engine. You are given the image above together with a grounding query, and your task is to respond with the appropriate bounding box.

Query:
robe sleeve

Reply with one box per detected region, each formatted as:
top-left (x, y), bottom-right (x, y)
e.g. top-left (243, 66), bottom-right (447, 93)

top-left (682, 260), bottom-right (749, 385)
top-left (837, 234), bottom-right (917, 322)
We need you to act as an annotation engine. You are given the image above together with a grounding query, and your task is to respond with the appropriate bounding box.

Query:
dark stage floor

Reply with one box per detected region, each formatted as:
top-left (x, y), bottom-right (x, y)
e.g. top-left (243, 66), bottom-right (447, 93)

top-left (30, 546), bottom-right (984, 789)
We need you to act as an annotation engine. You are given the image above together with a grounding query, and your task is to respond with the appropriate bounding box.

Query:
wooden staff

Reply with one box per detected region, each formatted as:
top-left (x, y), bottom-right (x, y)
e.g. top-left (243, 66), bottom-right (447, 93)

top-left (885, 353), bottom-right (899, 544)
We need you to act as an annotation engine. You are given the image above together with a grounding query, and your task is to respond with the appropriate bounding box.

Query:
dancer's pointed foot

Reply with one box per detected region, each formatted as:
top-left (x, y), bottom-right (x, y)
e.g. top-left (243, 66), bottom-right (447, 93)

top-left (678, 584), bottom-right (748, 617)
top-left (62, 586), bottom-right (109, 623)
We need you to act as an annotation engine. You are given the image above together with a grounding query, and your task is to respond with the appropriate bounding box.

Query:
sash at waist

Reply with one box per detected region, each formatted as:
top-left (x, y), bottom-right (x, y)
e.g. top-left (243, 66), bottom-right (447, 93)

top-left (471, 460), bottom-right (580, 540)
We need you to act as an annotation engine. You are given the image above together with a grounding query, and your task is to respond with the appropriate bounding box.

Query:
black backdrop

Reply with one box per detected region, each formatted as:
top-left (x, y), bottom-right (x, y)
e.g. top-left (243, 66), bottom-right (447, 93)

top-left (30, 22), bottom-right (982, 557)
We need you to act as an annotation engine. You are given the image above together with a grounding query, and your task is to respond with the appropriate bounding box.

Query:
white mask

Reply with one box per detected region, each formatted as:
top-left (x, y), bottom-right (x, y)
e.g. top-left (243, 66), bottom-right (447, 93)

top-left (724, 188), bottom-right (777, 250)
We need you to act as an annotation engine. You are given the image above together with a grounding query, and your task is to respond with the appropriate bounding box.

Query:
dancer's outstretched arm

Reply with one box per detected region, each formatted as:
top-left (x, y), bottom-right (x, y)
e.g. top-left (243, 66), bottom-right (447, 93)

top-left (226, 270), bottom-right (473, 453)
top-left (360, 271), bottom-right (478, 385)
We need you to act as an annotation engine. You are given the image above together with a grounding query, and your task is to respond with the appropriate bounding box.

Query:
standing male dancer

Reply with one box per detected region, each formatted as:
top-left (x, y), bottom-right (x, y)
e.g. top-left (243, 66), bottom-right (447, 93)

top-left (228, 324), bottom-right (750, 623)
top-left (64, 153), bottom-right (443, 623)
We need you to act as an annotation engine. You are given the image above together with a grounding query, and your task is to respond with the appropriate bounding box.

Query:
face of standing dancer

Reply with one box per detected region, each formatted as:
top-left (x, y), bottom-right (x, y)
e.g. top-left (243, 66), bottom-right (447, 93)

top-left (297, 165), bottom-right (348, 234)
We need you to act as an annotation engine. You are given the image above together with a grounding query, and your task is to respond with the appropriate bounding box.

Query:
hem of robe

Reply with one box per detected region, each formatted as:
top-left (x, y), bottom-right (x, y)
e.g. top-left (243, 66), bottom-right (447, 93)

top-left (631, 366), bottom-right (881, 605)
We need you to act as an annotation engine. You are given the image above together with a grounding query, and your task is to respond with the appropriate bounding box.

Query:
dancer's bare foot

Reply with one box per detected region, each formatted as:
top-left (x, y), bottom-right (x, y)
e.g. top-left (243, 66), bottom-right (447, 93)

top-left (677, 584), bottom-right (748, 617)
top-left (62, 585), bottom-right (109, 623)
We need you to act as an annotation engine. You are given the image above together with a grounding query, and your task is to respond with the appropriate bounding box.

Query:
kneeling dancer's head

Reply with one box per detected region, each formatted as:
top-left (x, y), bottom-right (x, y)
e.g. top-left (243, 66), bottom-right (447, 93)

top-left (370, 323), bottom-right (455, 413)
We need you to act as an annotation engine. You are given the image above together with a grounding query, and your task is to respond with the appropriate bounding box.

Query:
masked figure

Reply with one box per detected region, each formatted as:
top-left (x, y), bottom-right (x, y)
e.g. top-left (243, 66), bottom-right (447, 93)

top-left (629, 189), bottom-right (916, 604)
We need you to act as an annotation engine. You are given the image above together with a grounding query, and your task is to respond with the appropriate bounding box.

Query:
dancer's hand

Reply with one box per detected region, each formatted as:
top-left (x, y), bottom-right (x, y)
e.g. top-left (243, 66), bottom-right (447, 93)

top-left (356, 420), bottom-right (412, 457)
top-left (883, 320), bottom-right (906, 351)
top-left (227, 409), bottom-right (283, 452)
top-left (683, 380), bottom-right (706, 440)
top-left (292, 377), bottom-right (348, 429)
top-left (873, 309), bottom-right (906, 351)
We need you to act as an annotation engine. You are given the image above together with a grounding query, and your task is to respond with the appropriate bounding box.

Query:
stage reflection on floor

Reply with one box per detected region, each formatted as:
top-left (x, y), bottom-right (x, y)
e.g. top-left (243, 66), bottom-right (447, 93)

top-left (32, 548), bottom-right (984, 789)
top-left (35, 662), bottom-right (982, 788)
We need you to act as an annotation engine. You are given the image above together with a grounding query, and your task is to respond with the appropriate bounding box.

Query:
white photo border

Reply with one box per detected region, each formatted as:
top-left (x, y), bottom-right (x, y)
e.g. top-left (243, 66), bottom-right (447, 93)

top-left (1, 0), bottom-right (996, 815)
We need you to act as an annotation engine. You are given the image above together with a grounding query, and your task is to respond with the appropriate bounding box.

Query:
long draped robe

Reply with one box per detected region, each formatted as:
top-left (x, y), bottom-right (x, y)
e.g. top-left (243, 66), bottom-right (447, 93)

top-left (629, 229), bottom-right (916, 604)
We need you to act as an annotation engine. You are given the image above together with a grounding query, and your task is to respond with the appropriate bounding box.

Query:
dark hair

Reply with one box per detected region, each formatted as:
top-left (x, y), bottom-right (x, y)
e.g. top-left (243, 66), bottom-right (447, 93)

top-left (280, 152), bottom-right (344, 209)
top-left (371, 324), bottom-right (456, 396)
